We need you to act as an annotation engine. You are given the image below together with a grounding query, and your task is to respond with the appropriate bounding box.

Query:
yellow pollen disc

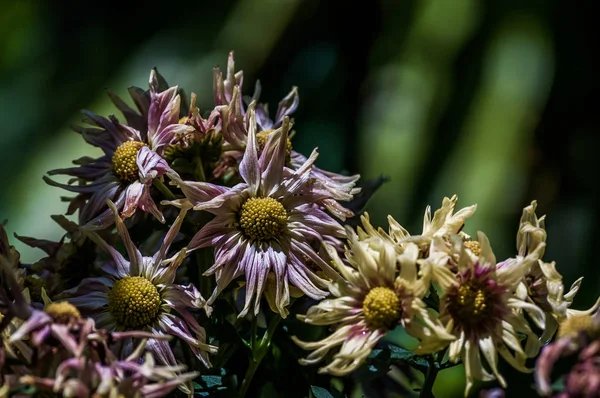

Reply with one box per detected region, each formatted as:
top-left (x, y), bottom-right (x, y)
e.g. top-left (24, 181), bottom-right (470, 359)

top-left (45, 301), bottom-right (81, 324)
top-left (464, 241), bottom-right (481, 256)
top-left (108, 276), bottom-right (161, 329)
top-left (256, 130), bottom-right (293, 162)
top-left (239, 197), bottom-right (287, 241)
top-left (112, 141), bottom-right (146, 183)
top-left (558, 314), bottom-right (595, 339)
top-left (362, 287), bottom-right (401, 330)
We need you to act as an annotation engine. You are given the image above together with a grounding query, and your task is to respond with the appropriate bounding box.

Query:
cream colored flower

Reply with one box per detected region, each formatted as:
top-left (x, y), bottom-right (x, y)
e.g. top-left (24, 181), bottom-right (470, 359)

top-left (359, 195), bottom-right (476, 253)
top-left (420, 233), bottom-right (546, 396)
top-left (292, 216), bottom-right (454, 376)
top-left (499, 201), bottom-right (600, 342)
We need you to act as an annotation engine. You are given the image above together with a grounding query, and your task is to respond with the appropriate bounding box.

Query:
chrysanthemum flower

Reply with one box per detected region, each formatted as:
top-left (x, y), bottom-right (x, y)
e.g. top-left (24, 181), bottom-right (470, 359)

top-left (45, 69), bottom-right (193, 230)
top-left (213, 52), bottom-right (360, 219)
top-left (165, 106), bottom-right (347, 318)
top-left (291, 216), bottom-right (454, 376)
top-left (498, 201), bottom-right (600, 342)
top-left (421, 233), bottom-right (547, 396)
top-left (64, 200), bottom-right (216, 367)
top-left (535, 311), bottom-right (600, 397)
top-left (377, 195), bottom-right (477, 252)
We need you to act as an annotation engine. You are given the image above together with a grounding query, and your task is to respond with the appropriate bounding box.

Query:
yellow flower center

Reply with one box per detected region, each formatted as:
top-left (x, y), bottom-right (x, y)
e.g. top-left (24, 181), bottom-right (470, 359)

top-left (557, 314), bottom-right (595, 339)
top-left (108, 276), bottom-right (161, 329)
top-left (45, 301), bottom-right (81, 324)
top-left (362, 287), bottom-right (401, 329)
top-left (239, 197), bottom-right (287, 241)
top-left (464, 241), bottom-right (481, 256)
top-left (256, 130), bottom-right (293, 163)
top-left (112, 141), bottom-right (146, 183)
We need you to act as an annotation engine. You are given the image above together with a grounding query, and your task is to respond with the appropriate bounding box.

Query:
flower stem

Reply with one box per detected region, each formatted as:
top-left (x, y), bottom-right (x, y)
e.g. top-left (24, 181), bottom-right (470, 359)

top-left (153, 178), bottom-right (176, 200)
top-left (239, 314), bottom-right (283, 398)
top-left (419, 356), bottom-right (439, 398)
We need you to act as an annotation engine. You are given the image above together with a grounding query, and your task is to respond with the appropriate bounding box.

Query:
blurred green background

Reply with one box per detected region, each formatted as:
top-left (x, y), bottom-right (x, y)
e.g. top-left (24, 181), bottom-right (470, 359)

top-left (1, 0), bottom-right (598, 396)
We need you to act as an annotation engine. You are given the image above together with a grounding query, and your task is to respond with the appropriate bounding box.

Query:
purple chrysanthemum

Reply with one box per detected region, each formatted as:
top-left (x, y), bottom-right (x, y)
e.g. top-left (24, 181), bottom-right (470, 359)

top-left (64, 200), bottom-right (216, 367)
top-left (213, 52), bottom-right (360, 218)
top-left (44, 70), bottom-right (193, 230)
top-left (166, 106), bottom-right (347, 318)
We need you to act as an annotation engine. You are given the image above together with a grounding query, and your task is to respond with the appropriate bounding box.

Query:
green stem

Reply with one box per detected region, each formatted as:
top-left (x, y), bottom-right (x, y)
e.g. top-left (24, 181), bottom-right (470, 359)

top-left (153, 178), bottom-right (176, 200)
top-left (419, 357), bottom-right (439, 398)
top-left (239, 314), bottom-right (283, 398)
top-left (195, 153), bottom-right (206, 182)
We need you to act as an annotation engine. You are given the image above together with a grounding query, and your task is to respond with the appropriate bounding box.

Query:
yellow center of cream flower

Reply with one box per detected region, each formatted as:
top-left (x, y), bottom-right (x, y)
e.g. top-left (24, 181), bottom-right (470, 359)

top-left (557, 314), bottom-right (595, 339)
top-left (256, 130), bottom-right (293, 162)
top-left (362, 287), bottom-right (401, 330)
top-left (112, 141), bottom-right (147, 183)
top-left (464, 241), bottom-right (481, 256)
top-left (108, 276), bottom-right (161, 329)
top-left (45, 301), bottom-right (82, 324)
top-left (239, 197), bottom-right (287, 241)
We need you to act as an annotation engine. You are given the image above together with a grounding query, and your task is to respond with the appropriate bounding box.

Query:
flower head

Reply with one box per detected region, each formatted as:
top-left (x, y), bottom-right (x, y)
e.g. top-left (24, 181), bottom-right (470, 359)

top-left (292, 215), bottom-right (454, 376)
top-left (166, 106), bottom-right (347, 318)
top-left (535, 311), bottom-right (600, 397)
top-left (213, 52), bottom-right (360, 218)
top-left (499, 201), bottom-right (600, 342)
top-left (64, 200), bottom-right (216, 367)
top-left (421, 233), bottom-right (546, 396)
top-left (45, 69), bottom-right (193, 230)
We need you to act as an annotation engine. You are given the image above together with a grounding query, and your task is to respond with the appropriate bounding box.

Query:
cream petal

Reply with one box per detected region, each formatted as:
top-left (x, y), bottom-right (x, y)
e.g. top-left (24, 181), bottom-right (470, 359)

top-left (508, 298), bottom-right (546, 330)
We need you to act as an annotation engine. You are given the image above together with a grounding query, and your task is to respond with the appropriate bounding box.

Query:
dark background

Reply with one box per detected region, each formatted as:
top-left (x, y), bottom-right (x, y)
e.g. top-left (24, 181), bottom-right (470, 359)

top-left (1, 0), bottom-right (598, 396)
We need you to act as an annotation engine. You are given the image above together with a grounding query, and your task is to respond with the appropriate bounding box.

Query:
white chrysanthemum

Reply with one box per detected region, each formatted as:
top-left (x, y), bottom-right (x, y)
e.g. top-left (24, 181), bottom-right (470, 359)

top-left (292, 216), bottom-right (454, 376)
top-left (421, 233), bottom-right (546, 396)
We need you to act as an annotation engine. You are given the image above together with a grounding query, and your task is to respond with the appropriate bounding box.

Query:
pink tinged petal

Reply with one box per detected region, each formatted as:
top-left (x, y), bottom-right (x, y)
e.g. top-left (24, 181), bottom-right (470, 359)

top-left (287, 256), bottom-right (328, 300)
top-left (121, 181), bottom-right (150, 221)
top-left (282, 149), bottom-right (319, 194)
top-left (82, 190), bottom-right (126, 231)
top-left (535, 337), bottom-right (575, 396)
top-left (137, 146), bottom-right (169, 183)
top-left (270, 244), bottom-right (291, 316)
top-left (147, 329), bottom-right (178, 366)
top-left (259, 117), bottom-right (291, 196)
top-left (10, 310), bottom-right (51, 342)
top-left (161, 284), bottom-right (206, 310)
top-left (293, 239), bottom-right (344, 283)
top-left (148, 80), bottom-right (179, 139)
top-left (157, 313), bottom-right (215, 364)
top-left (50, 324), bottom-right (80, 355)
top-left (153, 207), bottom-right (189, 265)
top-left (152, 123), bottom-right (194, 153)
top-left (167, 172), bottom-right (231, 206)
top-left (239, 104), bottom-right (260, 195)
top-left (82, 110), bottom-right (130, 145)
top-left (154, 250), bottom-right (186, 285)
top-left (107, 199), bottom-right (144, 273)
top-left (206, 244), bottom-right (247, 304)
top-left (85, 230), bottom-right (134, 277)
top-left (188, 218), bottom-right (238, 251)
top-left (138, 185), bottom-right (165, 223)
top-left (79, 180), bottom-right (122, 223)
top-left (239, 245), bottom-right (259, 317)
top-left (274, 86), bottom-right (299, 126)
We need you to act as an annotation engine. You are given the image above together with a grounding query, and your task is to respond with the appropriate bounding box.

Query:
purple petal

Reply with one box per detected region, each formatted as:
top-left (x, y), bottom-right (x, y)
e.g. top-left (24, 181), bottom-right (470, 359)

top-left (239, 105), bottom-right (260, 195)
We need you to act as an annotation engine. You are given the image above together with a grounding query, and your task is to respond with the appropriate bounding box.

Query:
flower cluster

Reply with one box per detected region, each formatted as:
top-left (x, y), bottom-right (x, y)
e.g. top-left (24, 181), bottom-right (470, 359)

top-left (1, 52), bottom-right (595, 397)
top-left (293, 197), bottom-right (597, 396)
